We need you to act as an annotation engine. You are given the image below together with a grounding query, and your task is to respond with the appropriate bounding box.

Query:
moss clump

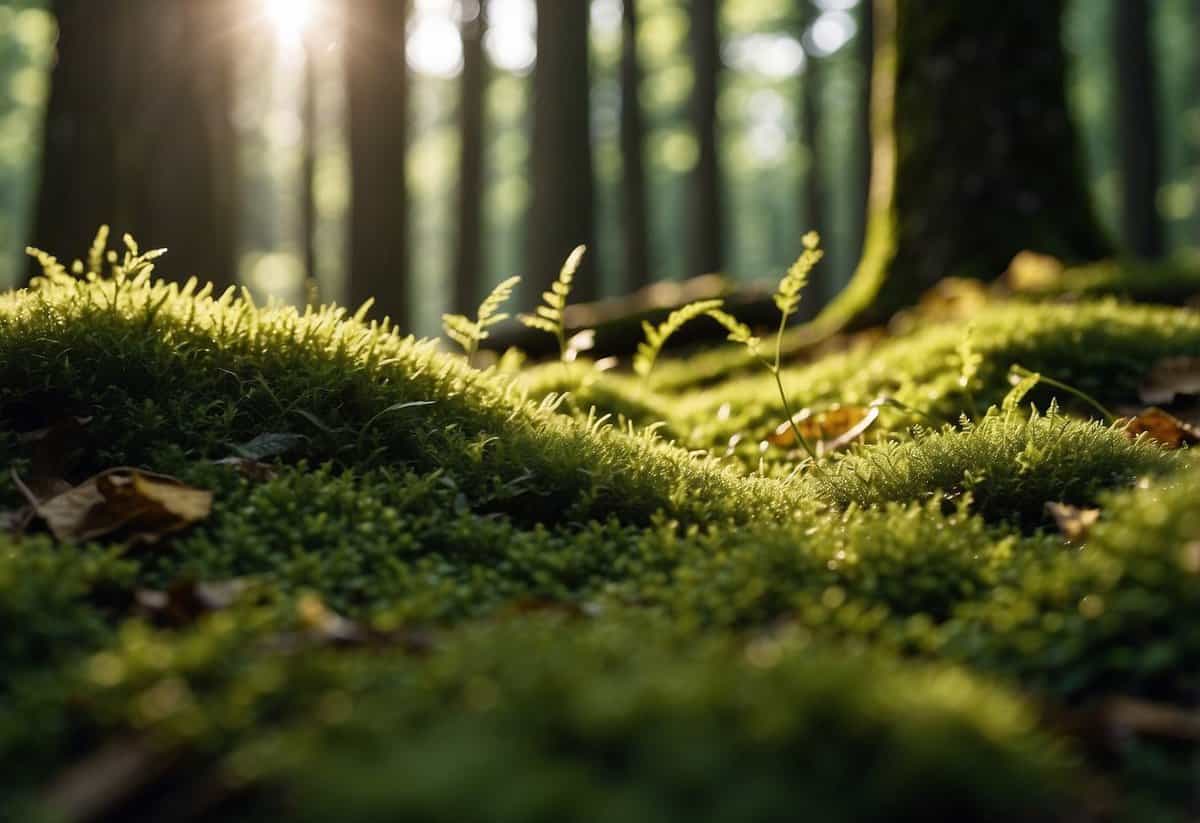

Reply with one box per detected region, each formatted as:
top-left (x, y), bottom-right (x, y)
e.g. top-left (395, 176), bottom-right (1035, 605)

top-left (2, 241), bottom-right (1198, 821)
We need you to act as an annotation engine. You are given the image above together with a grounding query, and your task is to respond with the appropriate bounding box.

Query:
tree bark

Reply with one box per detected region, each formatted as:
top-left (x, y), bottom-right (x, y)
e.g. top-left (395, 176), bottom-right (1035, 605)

top-left (301, 34), bottom-right (319, 296)
top-left (620, 0), bottom-right (651, 291)
top-left (344, 0), bottom-right (410, 323)
top-left (814, 0), bottom-right (1111, 330)
top-left (32, 0), bottom-right (239, 290)
top-left (453, 0), bottom-right (487, 315)
top-left (687, 0), bottom-right (723, 278)
top-left (1113, 0), bottom-right (1163, 259)
top-left (848, 0), bottom-right (873, 273)
top-left (528, 0), bottom-right (596, 301)
top-left (799, 2), bottom-right (824, 306)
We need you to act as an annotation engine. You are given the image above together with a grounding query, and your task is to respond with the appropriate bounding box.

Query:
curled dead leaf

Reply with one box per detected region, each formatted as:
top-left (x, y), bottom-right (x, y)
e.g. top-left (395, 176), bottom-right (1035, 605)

top-left (1045, 501), bottom-right (1100, 542)
top-left (1138, 356), bottom-right (1200, 406)
top-left (769, 405), bottom-right (880, 456)
top-left (16, 467), bottom-right (212, 545)
top-left (1118, 407), bottom-right (1200, 449)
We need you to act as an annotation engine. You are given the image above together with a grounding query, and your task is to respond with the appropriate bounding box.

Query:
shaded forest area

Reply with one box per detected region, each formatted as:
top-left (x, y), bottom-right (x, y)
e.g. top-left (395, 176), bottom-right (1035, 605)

top-left (0, 0), bottom-right (1198, 338)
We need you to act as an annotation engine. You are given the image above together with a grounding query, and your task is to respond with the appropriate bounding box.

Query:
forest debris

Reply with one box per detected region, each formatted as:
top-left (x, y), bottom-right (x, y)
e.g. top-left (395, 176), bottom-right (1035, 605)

top-left (135, 579), bottom-right (254, 626)
top-left (229, 431), bottom-right (307, 461)
top-left (1045, 502), bottom-right (1100, 542)
top-left (1004, 250), bottom-right (1065, 292)
top-left (769, 405), bottom-right (880, 456)
top-left (41, 737), bottom-right (177, 823)
top-left (1138, 356), bottom-right (1200, 405)
top-left (16, 467), bottom-right (212, 544)
top-left (1118, 407), bottom-right (1200, 448)
top-left (1062, 697), bottom-right (1200, 753)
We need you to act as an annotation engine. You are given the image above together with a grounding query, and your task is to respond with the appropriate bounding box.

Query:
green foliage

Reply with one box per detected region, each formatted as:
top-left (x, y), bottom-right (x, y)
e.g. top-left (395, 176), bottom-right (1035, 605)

top-left (633, 298), bottom-right (723, 383)
top-left (442, 275), bottom-right (521, 361)
top-left (519, 245), bottom-right (586, 361)
top-left (3, 233), bottom-right (1200, 821)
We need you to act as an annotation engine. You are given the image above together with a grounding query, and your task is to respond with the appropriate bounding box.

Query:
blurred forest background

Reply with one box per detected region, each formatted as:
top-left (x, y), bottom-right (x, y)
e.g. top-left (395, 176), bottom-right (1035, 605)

top-left (0, 0), bottom-right (1197, 338)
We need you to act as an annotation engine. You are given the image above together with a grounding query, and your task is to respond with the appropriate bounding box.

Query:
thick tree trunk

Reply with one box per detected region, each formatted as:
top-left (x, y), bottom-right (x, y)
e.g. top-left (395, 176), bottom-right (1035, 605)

top-left (815, 0), bottom-right (1111, 329)
top-left (344, 0), bottom-right (410, 323)
top-left (33, 0), bottom-right (239, 290)
top-left (621, 0), bottom-right (651, 291)
top-left (528, 0), bottom-right (596, 301)
top-left (849, 0), bottom-right (873, 273)
top-left (1113, 0), bottom-right (1163, 259)
top-left (687, 0), bottom-right (723, 278)
top-left (453, 0), bottom-right (487, 315)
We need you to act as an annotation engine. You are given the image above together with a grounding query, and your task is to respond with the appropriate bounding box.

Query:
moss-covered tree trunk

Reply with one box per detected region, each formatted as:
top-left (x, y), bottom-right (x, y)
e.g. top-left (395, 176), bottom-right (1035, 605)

top-left (799, 2), bottom-right (824, 308)
top-left (687, 0), bottom-right (723, 279)
top-left (528, 0), bottom-right (596, 301)
top-left (32, 0), bottom-right (239, 290)
top-left (816, 0), bottom-right (1111, 329)
top-left (345, 0), bottom-right (410, 323)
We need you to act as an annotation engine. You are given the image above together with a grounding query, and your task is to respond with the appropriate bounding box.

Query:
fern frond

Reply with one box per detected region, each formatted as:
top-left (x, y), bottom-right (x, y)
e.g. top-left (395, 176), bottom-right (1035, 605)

top-left (520, 245), bottom-right (587, 360)
top-left (477, 275), bottom-right (520, 331)
top-left (634, 298), bottom-right (724, 381)
top-left (706, 308), bottom-right (760, 354)
top-left (443, 275), bottom-right (522, 360)
top-left (773, 236), bottom-right (824, 318)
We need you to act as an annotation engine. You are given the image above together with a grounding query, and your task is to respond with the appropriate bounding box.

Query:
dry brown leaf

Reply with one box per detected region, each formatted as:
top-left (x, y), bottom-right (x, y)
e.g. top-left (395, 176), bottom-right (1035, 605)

top-left (136, 578), bottom-right (253, 626)
top-left (22, 467), bottom-right (212, 545)
top-left (769, 405), bottom-right (880, 456)
top-left (1138, 356), bottom-right (1200, 405)
top-left (1119, 407), bottom-right (1200, 449)
top-left (1045, 501), bottom-right (1100, 542)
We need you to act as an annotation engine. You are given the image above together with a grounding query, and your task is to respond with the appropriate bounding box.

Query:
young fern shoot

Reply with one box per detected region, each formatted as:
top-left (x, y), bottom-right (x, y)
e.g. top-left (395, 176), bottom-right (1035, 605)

top-left (711, 231), bottom-right (826, 469)
top-left (442, 275), bottom-right (521, 364)
top-left (519, 245), bottom-right (587, 362)
top-left (634, 298), bottom-right (724, 386)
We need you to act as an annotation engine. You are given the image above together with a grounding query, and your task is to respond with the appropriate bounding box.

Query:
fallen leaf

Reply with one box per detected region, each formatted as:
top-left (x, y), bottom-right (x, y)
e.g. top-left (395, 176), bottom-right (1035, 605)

top-left (1119, 407), bottom-right (1200, 449)
top-left (769, 405), bottom-right (880, 456)
top-left (19, 467), bottom-right (212, 545)
top-left (212, 456), bottom-right (279, 482)
top-left (1138, 356), bottom-right (1200, 405)
top-left (1045, 501), bottom-right (1100, 542)
top-left (18, 414), bottom-right (92, 501)
top-left (229, 432), bottom-right (307, 461)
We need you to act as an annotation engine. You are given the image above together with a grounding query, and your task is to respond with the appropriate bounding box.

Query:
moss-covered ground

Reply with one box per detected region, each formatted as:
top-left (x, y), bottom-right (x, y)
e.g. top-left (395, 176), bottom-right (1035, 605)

top-left (2, 244), bottom-right (1198, 821)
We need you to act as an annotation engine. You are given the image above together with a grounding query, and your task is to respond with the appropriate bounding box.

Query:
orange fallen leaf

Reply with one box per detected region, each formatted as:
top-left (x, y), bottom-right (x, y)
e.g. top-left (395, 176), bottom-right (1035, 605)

top-left (1138, 356), bottom-right (1200, 405)
top-left (769, 405), bottom-right (880, 456)
top-left (17, 467), bottom-right (212, 545)
top-left (1119, 407), bottom-right (1200, 449)
top-left (1045, 501), bottom-right (1100, 542)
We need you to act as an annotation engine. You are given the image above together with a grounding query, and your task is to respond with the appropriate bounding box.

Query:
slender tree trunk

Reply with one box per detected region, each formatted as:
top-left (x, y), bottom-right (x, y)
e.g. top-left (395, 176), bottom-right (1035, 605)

top-left (848, 0), bottom-right (873, 273)
top-left (528, 0), bottom-right (596, 301)
top-left (33, 0), bottom-right (239, 290)
top-left (687, 0), bottom-right (723, 278)
top-left (301, 34), bottom-right (319, 295)
top-left (344, 0), bottom-right (410, 323)
top-left (621, 0), bottom-right (651, 291)
top-left (1113, 0), bottom-right (1163, 259)
top-left (453, 0), bottom-right (487, 315)
top-left (799, 2), bottom-right (824, 307)
top-left (815, 0), bottom-right (1111, 330)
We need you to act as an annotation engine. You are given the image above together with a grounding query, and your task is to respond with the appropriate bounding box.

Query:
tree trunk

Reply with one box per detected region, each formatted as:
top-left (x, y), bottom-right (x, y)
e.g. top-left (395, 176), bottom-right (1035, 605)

top-left (799, 2), bottom-right (824, 307)
top-left (1113, 0), bottom-right (1163, 259)
top-left (32, 0), bottom-right (239, 290)
top-left (301, 35), bottom-right (319, 296)
top-left (528, 0), bottom-right (596, 301)
top-left (687, 0), bottom-right (723, 278)
top-left (453, 0), bottom-right (487, 315)
top-left (344, 0), bottom-right (410, 324)
top-left (815, 0), bottom-right (1111, 330)
top-left (621, 0), bottom-right (651, 291)
top-left (848, 0), bottom-right (873, 275)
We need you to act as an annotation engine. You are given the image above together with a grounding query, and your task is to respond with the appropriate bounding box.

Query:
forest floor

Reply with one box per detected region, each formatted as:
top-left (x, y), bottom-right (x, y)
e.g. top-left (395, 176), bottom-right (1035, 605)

top-left (2, 238), bottom-right (1199, 821)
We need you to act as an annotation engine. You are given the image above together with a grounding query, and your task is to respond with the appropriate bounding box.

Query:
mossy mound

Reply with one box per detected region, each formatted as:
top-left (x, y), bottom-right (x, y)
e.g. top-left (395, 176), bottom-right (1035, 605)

top-left (2, 251), bottom-right (1198, 820)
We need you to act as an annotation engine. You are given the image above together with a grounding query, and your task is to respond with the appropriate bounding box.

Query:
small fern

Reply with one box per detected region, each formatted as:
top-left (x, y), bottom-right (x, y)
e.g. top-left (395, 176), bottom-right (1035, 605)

top-left (634, 298), bottom-right (724, 383)
top-left (706, 308), bottom-right (760, 354)
top-left (442, 275), bottom-right (521, 363)
top-left (520, 245), bottom-right (586, 361)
